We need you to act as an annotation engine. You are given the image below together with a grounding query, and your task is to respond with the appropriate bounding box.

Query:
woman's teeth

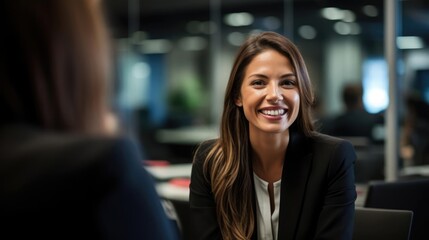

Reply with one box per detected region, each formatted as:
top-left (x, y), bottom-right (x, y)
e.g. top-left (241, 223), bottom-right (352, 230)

top-left (261, 109), bottom-right (285, 116)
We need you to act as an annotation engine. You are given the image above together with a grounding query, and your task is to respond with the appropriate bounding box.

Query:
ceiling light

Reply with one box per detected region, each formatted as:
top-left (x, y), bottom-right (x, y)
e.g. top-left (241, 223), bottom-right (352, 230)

top-left (363, 5), bottom-right (378, 17)
top-left (322, 8), bottom-right (356, 22)
top-left (298, 25), bottom-right (317, 39)
top-left (334, 22), bottom-right (351, 35)
top-left (321, 7), bottom-right (344, 20)
top-left (333, 22), bottom-right (361, 35)
top-left (342, 10), bottom-right (356, 22)
top-left (132, 62), bottom-right (151, 79)
top-left (227, 32), bottom-right (246, 46)
top-left (224, 12), bottom-right (254, 27)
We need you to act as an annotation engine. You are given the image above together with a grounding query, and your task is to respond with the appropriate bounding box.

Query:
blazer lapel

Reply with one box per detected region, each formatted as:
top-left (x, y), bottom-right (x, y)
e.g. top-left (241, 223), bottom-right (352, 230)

top-left (277, 131), bottom-right (313, 240)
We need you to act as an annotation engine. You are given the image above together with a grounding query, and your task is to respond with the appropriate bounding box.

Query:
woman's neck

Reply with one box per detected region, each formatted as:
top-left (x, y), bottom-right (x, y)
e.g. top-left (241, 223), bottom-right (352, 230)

top-left (250, 130), bottom-right (289, 182)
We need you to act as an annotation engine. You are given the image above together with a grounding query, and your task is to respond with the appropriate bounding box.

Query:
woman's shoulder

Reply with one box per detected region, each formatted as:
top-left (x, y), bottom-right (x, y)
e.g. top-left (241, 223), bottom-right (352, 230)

top-left (197, 138), bottom-right (218, 148)
top-left (306, 132), bottom-right (356, 161)
top-left (0, 126), bottom-right (146, 199)
top-left (194, 139), bottom-right (217, 155)
top-left (0, 124), bottom-right (142, 168)
top-left (192, 139), bottom-right (218, 166)
top-left (310, 132), bottom-right (354, 149)
top-left (309, 132), bottom-right (357, 164)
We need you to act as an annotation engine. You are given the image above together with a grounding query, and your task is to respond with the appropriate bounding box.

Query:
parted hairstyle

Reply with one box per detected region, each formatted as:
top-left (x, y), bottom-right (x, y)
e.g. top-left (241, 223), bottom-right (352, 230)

top-left (0, 0), bottom-right (111, 134)
top-left (197, 31), bottom-right (315, 239)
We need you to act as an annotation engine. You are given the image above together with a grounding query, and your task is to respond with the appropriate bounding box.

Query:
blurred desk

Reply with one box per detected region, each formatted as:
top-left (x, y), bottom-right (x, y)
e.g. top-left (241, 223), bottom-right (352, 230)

top-left (145, 164), bottom-right (192, 240)
top-left (400, 165), bottom-right (429, 177)
top-left (355, 184), bottom-right (368, 207)
top-left (155, 126), bottom-right (219, 162)
top-left (156, 182), bottom-right (190, 202)
top-left (146, 163), bottom-right (368, 206)
top-left (145, 163), bottom-right (192, 181)
top-left (145, 163), bottom-right (191, 201)
top-left (156, 125), bottom-right (219, 145)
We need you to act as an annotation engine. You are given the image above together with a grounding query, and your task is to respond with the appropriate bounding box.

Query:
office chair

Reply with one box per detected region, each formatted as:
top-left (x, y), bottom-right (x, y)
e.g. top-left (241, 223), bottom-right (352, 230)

top-left (364, 179), bottom-right (429, 240)
top-left (353, 207), bottom-right (413, 240)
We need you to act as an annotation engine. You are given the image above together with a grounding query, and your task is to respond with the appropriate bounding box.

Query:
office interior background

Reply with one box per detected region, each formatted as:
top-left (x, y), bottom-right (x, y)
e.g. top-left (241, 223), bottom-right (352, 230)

top-left (102, 0), bottom-right (429, 183)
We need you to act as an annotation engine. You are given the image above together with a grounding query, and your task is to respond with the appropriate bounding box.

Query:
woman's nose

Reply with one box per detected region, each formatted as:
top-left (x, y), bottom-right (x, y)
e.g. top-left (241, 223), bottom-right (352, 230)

top-left (267, 84), bottom-right (283, 103)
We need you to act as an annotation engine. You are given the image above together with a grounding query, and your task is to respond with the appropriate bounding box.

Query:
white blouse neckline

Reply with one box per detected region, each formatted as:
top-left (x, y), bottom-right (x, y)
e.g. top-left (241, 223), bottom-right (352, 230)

top-left (253, 172), bottom-right (281, 240)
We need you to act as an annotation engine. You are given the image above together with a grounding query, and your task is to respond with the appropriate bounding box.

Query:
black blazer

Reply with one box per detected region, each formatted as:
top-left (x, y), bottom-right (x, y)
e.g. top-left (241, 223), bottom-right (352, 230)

top-left (0, 125), bottom-right (178, 240)
top-left (190, 131), bottom-right (356, 240)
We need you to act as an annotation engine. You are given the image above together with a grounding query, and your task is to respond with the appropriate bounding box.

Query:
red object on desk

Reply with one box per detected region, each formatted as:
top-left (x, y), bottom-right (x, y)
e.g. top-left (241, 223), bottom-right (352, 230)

top-left (169, 178), bottom-right (191, 188)
top-left (143, 160), bottom-right (170, 167)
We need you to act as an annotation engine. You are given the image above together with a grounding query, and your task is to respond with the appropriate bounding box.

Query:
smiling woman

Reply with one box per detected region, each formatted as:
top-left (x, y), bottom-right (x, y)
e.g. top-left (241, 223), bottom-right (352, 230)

top-left (189, 31), bottom-right (357, 240)
top-left (236, 49), bottom-right (300, 135)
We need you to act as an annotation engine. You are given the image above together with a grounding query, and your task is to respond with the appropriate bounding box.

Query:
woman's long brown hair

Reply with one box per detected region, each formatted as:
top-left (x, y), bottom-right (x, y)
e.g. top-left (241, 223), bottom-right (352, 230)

top-left (0, 0), bottom-right (111, 134)
top-left (199, 32), bottom-right (315, 239)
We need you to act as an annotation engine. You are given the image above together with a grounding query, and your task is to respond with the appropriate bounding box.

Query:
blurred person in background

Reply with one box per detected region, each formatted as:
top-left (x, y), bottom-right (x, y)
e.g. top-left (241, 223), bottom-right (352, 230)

top-left (401, 78), bottom-right (429, 165)
top-left (0, 0), bottom-right (177, 239)
top-left (321, 83), bottom-right (380, 143)
top-left (190, 32), bottom-right (356, 240)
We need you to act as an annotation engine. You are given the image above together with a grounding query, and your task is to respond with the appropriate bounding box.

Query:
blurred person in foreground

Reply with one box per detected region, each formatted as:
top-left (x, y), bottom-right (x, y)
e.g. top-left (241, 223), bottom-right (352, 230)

top-left (0, 1), bottom-right (177, 239)
top-left (190, 32), bottom-right (356, 240)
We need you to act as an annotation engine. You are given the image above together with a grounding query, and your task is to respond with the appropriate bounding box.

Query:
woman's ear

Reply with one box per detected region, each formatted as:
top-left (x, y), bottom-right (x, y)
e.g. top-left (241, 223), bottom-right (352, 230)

top-left (235, 97), bottom-right (243, 107)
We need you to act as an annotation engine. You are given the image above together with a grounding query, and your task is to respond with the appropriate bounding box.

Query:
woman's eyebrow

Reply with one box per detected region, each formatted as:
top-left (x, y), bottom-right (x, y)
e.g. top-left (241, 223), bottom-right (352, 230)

top-left (247, 73), bottom-right (268, 79)
top-left (246, 73), bottom-right (296, 79)
top-left (280, 73), bottom-right (296, 78)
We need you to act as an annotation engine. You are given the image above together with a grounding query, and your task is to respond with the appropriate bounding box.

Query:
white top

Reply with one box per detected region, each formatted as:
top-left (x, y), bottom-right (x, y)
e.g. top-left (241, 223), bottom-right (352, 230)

top-left (253, 172), bottom-right (282, 240)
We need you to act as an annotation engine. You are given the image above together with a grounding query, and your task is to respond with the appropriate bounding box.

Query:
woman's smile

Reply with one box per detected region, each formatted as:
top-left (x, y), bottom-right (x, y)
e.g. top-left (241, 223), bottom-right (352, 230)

top-left (259, 107), bottom-right (288, 121)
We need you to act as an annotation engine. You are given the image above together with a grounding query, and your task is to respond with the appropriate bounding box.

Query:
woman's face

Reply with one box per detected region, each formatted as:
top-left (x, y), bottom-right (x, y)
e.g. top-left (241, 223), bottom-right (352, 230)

top-left (236, 49), bottom-right (300, 136)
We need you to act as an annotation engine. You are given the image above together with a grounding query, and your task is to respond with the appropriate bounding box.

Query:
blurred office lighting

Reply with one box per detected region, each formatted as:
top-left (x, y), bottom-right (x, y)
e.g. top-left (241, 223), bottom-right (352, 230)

top-left (298, 25), bottom-right (317, 39)
top-left (334, 22), bottom-right (361, 35)
top-left (178, 37), bottom-right (208, 51)
top-left (341, 10), bottom-right (356, 22)
top-left (397, 36), bottom-right (424, 49)
top-left (362, 5), bottom-right (379, 17)
top-left (405, 50), bottom-right (429, 70)
top-left (227, 32), bottom-right (246, 46)
top-left (139, 39), bottom-right (173, 54)
top-left (224, 12), bottom-right (254, 27)
top-left (321, 7), bottom-right (356, 22)
top-left (362, 58), bottom-right (389, 114)
top-left (132, 62), bottom-right (151, 79)
top-left (118, 54), bottom-right (150, 109)
top-left (321, 7), bottom-right (346, 20)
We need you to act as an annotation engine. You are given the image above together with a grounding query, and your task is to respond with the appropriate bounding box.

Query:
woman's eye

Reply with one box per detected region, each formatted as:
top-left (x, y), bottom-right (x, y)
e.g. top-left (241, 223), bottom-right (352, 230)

top-left (251, 80), bottom-right (265, 86)
top-left (281, 79), bottom-right (296, 87)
